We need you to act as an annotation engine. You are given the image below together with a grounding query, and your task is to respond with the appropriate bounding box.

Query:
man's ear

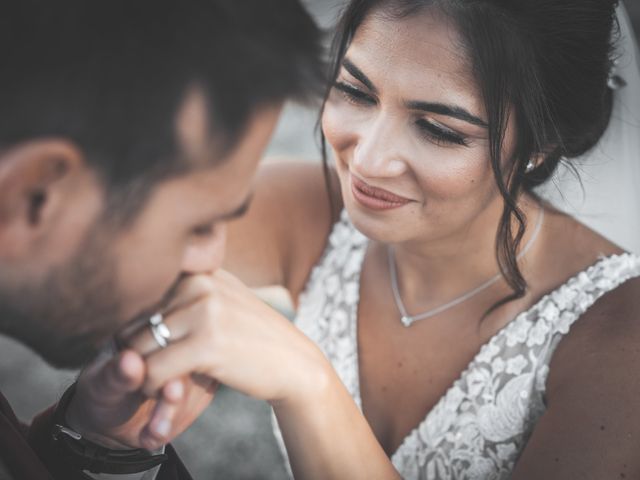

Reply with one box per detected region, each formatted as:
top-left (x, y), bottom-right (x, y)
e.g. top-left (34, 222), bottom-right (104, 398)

top-left (0, 139), bottom-right (95, 259)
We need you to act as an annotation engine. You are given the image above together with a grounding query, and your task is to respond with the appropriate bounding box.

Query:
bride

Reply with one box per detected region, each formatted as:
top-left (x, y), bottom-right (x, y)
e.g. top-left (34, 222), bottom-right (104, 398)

top-left (113, 0), bottom-right (640, 478)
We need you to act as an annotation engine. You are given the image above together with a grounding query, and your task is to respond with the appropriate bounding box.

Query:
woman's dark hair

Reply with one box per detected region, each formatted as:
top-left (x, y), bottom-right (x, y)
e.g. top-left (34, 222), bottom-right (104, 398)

top-left (321, 0), bottom-right (620, 308)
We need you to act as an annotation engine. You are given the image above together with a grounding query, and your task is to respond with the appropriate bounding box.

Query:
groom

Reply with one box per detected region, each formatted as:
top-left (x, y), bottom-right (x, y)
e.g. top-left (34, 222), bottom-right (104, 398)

top-left (0, 0), bottom-right (322, 478)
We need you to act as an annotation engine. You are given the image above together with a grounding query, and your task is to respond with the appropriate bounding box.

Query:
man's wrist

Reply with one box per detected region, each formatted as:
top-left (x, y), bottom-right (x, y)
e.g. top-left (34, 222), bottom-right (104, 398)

top-left (52, 382), bottom-right (168, 475)
top-left (64, 396), bottom-right (131, 450)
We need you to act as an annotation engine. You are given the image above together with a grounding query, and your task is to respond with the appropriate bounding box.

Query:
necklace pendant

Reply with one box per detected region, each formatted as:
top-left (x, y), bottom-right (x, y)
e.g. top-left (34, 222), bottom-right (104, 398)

top-left (401, 315), bottom-right (414, 327)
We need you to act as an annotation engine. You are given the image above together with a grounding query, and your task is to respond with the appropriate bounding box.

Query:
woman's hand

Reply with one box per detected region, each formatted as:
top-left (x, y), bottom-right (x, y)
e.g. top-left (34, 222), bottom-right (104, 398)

top-left (128, 271), bottom-right (330, 408)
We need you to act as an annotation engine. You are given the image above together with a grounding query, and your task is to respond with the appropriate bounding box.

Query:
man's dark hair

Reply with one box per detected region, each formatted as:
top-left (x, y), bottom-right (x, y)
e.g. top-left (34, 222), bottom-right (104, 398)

top-left (0, 0), bottom-right (324, 211)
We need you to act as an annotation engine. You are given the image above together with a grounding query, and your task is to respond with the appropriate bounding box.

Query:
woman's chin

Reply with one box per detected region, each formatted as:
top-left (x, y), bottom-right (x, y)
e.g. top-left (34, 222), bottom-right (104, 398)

top-left (344, 200), bottom-right (413, 245)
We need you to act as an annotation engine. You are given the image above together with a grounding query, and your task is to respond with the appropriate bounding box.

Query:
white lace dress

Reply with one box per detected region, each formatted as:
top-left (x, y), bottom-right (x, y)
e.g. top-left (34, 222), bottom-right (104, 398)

top-left (272, 211), bottom-right (640, 479)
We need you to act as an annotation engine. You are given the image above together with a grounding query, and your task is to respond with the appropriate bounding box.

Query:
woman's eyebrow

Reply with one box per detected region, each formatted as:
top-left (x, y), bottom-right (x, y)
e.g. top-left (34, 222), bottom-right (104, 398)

top-left (407, 100), bottom-right (488, 128)
top-left (341, 57), bottom-right (487, 129)
top-left (342, 58), bottom-right (378, 94)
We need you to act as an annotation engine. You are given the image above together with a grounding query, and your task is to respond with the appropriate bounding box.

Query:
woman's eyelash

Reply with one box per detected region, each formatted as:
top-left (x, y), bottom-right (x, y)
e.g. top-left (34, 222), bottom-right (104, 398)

top-left (334, 81), bottom-right (468, 147)
top-left (416, 119), bottom-right (468, 147)
top-left (334, 81), bottom-right (375, 105)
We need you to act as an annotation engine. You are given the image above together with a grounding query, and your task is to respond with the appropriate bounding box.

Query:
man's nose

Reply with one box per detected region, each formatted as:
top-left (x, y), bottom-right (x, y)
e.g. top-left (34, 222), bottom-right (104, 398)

top-left (181, 223), bottom-right (227, 275)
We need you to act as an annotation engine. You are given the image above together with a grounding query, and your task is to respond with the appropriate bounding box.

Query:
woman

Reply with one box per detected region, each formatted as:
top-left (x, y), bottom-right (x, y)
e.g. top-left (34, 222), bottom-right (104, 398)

top-left (129, 0), bottom-right (640, 478)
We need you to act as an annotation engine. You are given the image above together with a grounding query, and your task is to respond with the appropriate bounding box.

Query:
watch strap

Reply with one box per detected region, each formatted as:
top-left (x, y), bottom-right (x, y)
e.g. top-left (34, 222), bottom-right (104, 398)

top-left (51, 382), bottom-right (168, 474)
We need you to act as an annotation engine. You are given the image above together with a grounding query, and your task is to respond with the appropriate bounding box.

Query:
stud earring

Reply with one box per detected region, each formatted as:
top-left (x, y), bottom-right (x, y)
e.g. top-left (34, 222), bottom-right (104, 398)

top-left (526, 160), bottom-right (535, 173)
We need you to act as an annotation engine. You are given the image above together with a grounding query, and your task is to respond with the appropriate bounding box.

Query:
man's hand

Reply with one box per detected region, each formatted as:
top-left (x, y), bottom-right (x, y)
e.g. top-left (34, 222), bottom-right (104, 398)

top-left (66, 348), bottom-right (217, 450)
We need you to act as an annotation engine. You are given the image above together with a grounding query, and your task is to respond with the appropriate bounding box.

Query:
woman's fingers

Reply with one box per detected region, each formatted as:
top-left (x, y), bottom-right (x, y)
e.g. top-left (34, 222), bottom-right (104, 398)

top-left (115, 274), bottom-right (218, 354)
top-left (161, 274), bottom-right (218, 315)
top-left (122, 302), bottom-right (204, 357)
top-left (124, 270), bottom-right (304, 403)
top-left (141, 337), bottom-right (215, 397)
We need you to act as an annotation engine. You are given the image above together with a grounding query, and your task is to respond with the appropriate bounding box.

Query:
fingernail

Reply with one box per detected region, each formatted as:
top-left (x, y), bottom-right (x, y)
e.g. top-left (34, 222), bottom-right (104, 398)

top-left (166, 380), bottom-right (184, 400)
top-left (154, 419), bottom-right (171, 437)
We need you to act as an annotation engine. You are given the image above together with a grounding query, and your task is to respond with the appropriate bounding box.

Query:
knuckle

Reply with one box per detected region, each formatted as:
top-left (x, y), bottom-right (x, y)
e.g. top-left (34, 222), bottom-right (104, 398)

top-left (214, 269), bottom-right (242, 290)
top-left (200, 296), bottom-right (220, 324)
top-left (168, 275), bottom-right (216, 307)
top-left (189, 275), bottom-right (216, 294)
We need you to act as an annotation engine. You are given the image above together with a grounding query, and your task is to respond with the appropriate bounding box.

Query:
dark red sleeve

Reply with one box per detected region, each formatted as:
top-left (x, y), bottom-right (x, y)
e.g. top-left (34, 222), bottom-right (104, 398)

top-left (27, 407), bottom-right (193, 480)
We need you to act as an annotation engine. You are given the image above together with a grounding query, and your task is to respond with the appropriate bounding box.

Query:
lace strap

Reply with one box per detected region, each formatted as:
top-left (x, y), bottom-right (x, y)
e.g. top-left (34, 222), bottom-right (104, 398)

top-left (534, 253), bottom-right (640, 394)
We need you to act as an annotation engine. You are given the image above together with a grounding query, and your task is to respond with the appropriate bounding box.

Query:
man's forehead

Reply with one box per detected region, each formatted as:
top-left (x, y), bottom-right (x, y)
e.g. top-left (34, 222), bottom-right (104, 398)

top-left (156, 99), bottom-right (282, 211)
top-left (175, 85), bottom-right (214, 166)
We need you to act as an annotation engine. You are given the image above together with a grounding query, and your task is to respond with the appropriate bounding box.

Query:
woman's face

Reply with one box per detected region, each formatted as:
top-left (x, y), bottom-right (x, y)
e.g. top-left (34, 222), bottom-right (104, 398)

top-left (322, 8), bottom-right (517, 246)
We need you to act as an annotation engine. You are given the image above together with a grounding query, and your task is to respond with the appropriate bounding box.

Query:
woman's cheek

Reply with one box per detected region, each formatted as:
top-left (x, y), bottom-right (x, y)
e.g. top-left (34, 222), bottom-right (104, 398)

top-left (322, 100), bottom-right (363, 154)
top-left (412, 148), bottom-right (493, 202)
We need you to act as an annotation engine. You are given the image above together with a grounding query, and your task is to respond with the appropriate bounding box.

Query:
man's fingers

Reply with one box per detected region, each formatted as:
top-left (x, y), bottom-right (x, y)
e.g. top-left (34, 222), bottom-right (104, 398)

top-left (81, 350), bottom-right (146, 404)
top-left (139, 380), bottom-right (184, 449)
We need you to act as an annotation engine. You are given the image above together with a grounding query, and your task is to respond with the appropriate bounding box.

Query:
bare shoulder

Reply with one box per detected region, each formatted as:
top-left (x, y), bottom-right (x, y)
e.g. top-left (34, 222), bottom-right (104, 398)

top-left (511, 206), bottom-right (640, 478)
top-left (225, 159), bottom-right (342, 293)
top-left (548, 268), bottom-right (640, 395)
top-left (257, 159), bottom-right (343, 298)
top-left (257, 159), bottom-right (342, 221)
top-left (545, 208), bottom-right (640, 416)
top-left (528, 206), bottom-right (624, 291)
top-left (511, 202), bottom-right (640, 480)
top-left (540, 206), bottom-right (624, 264)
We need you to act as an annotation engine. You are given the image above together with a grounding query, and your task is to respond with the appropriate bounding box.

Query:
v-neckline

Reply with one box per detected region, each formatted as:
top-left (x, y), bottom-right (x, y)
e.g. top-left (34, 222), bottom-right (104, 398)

top-left (347, 240), bottom-right (637, 462)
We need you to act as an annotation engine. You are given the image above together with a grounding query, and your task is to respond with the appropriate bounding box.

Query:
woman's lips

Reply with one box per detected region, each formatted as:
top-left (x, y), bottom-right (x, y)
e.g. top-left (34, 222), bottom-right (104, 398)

top-left (350, 174), bottom-right (411, 211)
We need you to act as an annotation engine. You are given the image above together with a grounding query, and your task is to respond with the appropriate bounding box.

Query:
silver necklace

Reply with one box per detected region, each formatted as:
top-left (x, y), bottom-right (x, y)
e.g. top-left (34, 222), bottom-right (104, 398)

top-left (388, 207), bottom-right (545, 327)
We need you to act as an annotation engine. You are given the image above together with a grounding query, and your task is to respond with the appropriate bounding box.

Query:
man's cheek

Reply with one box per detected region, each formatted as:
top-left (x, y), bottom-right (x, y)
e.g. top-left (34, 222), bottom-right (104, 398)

top-left (116, 264), bottom-right (178, 323)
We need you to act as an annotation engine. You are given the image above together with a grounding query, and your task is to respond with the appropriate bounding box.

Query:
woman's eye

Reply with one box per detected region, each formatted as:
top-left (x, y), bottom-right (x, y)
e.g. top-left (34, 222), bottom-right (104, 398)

top-left (333, 81), bottom-right (375, 106)
top-left (416, 119), bottom-right (468, 147)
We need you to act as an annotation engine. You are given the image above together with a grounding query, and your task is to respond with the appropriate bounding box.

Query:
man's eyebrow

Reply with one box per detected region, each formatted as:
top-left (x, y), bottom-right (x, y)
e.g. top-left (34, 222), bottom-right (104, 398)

top-left (342, 58), bottom-right (378, 94)
top-left (407, 101), bottom-right (488, 128)
top-left (220, 193), bottom-right (253, 221)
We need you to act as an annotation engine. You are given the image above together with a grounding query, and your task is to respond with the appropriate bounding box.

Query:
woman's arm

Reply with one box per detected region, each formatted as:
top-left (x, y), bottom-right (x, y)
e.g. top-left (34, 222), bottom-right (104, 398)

top-left (511, 276), bottom-right (640, 479)
top-left (223, 159), bottom-right (341, 300)
top-left (127, 271), bottom-right (397, 480)
top-left (273, 367), bottom-right (400, 480)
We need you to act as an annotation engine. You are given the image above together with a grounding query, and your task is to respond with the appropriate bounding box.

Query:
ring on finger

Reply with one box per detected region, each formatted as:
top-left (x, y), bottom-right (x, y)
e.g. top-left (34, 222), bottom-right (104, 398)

top-left (149, 312), bottom-right (171, 349)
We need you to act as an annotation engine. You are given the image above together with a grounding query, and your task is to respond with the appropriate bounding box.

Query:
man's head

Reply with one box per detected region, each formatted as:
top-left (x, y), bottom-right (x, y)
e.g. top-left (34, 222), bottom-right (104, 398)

top-left (0, 0), bottom-right (323, 367)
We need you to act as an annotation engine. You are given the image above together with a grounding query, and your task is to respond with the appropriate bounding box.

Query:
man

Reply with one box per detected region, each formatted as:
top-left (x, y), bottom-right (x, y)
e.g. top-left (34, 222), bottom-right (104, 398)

top-left (0, 1), bottom-right (323, 478)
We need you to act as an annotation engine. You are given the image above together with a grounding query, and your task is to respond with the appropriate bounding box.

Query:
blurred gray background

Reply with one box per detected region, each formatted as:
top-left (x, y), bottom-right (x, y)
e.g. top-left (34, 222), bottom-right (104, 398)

top-left (1, 2), bottom-right (638, 479)
top-left (628, 0), bottom-right (639, 36)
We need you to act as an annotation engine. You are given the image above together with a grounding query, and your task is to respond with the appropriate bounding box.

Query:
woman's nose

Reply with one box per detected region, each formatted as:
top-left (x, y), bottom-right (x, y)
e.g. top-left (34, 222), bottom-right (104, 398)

top-left (351, 114), bottom-right (408, 178)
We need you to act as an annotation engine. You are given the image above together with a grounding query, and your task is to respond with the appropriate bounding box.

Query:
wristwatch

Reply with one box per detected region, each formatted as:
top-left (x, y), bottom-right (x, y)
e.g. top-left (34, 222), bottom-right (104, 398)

top-left (51, 382), bottom-right (168, 474)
